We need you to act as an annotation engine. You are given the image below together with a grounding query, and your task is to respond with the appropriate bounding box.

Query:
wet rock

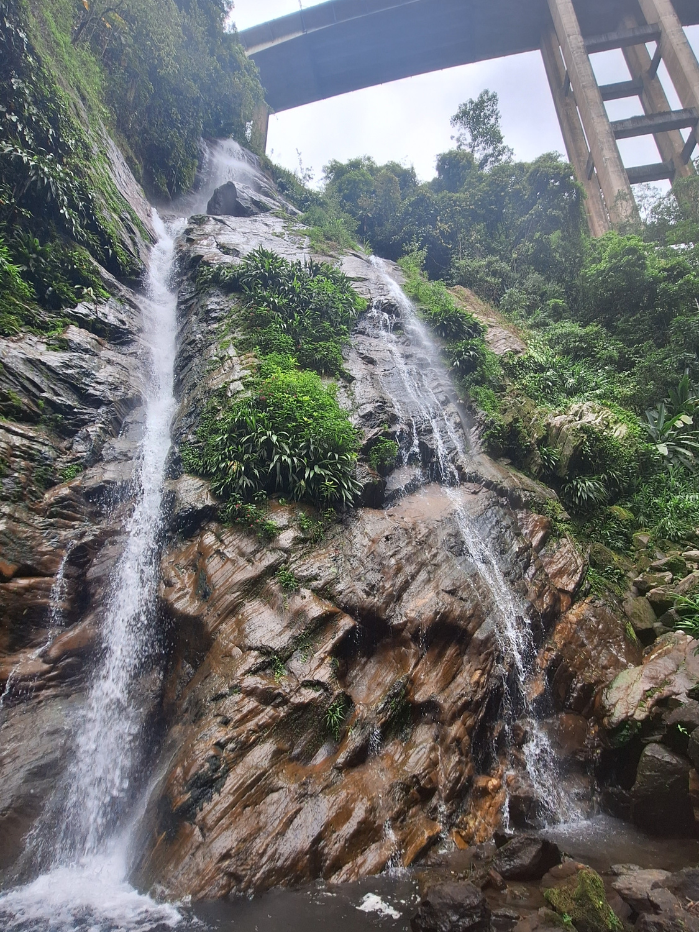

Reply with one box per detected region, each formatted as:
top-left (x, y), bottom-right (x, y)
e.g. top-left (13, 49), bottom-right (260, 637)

top-left (538, 600), bottom-right (640, 714)
top-left (630, 743), bottom-right (695, 836)
top-left (206, 180), bottom-right (278, 217)
top-left (623, 597), bottom-right (657, 643)
top-left (600, 633), bottom-right (699, 729)
top-left (492, 908), bottom-right (521, 932)
top-left (665, 868), bottom-right (699, 903)
top-left (514, 909), bottom-right (571, 932)
top-left (543, 867), bottom-right (623, 932)
top-left (688, 730), bottom-right (699, 771)
top-left (663, 700), bottom-right (699, 733)
top-left (612, 870), bottom-right (672, 913)
top-left (491, 835), bottom-right (561, 881)
top-left (516, 511), bottom-right (552, 553)
top-left (410, 882), bottom-right (490, 932)
top-left (539, 535), bottom-right (587, 604)
top-left (165, 475), bottom-right (219, 536)
top-left (635, 914), bottom-right (699, 932)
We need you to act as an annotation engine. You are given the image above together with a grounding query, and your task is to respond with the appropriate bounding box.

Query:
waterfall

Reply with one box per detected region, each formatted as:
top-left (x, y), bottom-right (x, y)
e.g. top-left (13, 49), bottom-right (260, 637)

top-left (0, 213), bottom-right (186, 931)
top-left (368, 257), bottom-right (581, 827)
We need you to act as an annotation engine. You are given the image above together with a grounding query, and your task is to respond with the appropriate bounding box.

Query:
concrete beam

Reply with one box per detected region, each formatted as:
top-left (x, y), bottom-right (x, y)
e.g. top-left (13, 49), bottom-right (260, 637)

top-left (547, 0), bottom-right (638, 228)
top-left (540, 25), bottom-right (610, 236)
top-left (637, 0), bottom-right (699, 121)
top-left (611, 108), bottom-right (698, 139)
top-left (622, 13), bottom-right (696, 179)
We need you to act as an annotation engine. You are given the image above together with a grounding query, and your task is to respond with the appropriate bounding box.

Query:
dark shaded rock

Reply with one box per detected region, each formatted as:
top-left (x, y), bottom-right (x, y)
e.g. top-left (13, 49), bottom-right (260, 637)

top-left (631, 743), bottom-right (695, 836)
top-left (623, 597), bottom-right (657, 642)
top-left (635, 915), bottom-right (699, 932)
top-left (633, 573), bottom-right (673, 595)
top-left (492, 908), bottom-right (522, 932)
top-left (206, 181), bottom-right (277, 217)
top-left (649, 555), bottom-right (688, 578)
top-left (410, 882), bottom-right (490, 932)
top-left (664, 701), bottom-right (699, 733)
top-left (491, 835), bottom-right (561, 881)
top-left (664, 868), bottom-right (699, 903)
top-left (612, 870), bottom-right (672, 913)
top-left (544, 867), bottom-right (623, 932)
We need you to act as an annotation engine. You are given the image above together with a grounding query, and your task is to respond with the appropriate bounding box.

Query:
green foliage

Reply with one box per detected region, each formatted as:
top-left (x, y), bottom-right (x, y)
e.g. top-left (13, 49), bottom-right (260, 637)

top-left (227, 247), bottom-right (365, 376)
top-left (297, 508), bottom-right (336, 544)
top-left (60, 463), bottom-right (82, 481)
top-left (368, 436), bottom-right (399, 473)
top-left (674, 594), bottom-right (699, 640)
top-left (450, 90), bottom-right (513, 171)
top-left (217, 496), bottom-right (279, 540)
top-left (644, 375), bottom-right (699, 471)
top-left (630, 468), bottom-right (699, 543)
top-left (325, 694), bottom-right (349, 741)
top-left (184, 357), bottom-right (361, 507)
top-left (276, 566), bottom-right (299, 592)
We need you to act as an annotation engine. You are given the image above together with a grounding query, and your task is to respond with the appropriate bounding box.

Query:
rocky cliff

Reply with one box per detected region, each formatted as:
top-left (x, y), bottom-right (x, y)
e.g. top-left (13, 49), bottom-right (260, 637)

top-left (0, 145), bottom-right (696, 905)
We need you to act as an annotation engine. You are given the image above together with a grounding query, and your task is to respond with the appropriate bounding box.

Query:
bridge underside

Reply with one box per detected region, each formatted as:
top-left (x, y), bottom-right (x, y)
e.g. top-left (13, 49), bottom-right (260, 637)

top-left (240, 0), bottom-right (699, 235)
top-left (240, 0), bottom-right (699, 113)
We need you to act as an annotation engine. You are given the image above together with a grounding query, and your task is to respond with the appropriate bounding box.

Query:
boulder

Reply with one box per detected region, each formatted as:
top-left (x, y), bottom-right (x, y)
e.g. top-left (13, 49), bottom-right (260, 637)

top-left (600, 633), bottom-right (699, 729)
top-left (491, 835), bottom-right (561, 881)
top-left (411, 882), bottom-right (490, 932)
top-left (630, 743), bottom-right (694, 836)
top-left (688, 729), bottom-right (699, 771)
top-left (665, 868), bottom-right (699, 903)
top-left (633, 573), bottom-right (673, 595)
top-left (646, 588), bottom-right (676, 617)
top-left (623, 597), bottom-right (657, 641)
top-left (649, 556), bottom-right (689, 578)
top-left (206, 181), bottom-right (277, 217)
top-left (543, 867), bottom-right (623, 932)
top-left (676, 571), bottom-right (699, 597)
top-left (683, 551), bottom-right (699, 563)
top-left (612, 870), bottom-right (672, 913)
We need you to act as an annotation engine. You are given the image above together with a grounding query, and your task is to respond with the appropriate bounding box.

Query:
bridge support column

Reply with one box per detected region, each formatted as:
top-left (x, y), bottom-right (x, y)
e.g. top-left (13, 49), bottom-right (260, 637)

top-left (541, 26), bottom-right (610, 236)
top-left (251, 103), bottom-right (270, 155)
top-left (622, 14), bottom-right (695, 179)
top-left (636, 0), bottom-right (699, 167)
top-left (546, 0), bottom-right (639, 229)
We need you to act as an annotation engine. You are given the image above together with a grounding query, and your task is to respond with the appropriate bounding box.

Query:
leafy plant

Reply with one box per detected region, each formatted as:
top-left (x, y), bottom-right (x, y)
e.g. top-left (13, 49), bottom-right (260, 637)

top-left (60, 463), bottom-right (82, 482)
top-left (368, 435), bottom-right (400, 473)
top-left (325, 694), bottom-right (349, 741)
top-left (184, 357), bottom-right (361, 508)
top-left (645, 375), bottom-right (699, 471)
top-left (276, 566), bottom-right (299, 592)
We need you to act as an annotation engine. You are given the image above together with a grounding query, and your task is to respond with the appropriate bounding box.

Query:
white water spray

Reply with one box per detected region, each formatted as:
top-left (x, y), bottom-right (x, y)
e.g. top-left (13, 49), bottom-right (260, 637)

top-left (368, 257), bottom-right (581, 826)
top-left (0, 213), bottom-right (186, 931)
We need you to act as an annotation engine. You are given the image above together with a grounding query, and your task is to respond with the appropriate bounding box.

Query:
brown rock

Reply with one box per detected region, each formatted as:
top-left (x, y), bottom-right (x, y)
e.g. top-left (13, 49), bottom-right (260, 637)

top-left (517, 511), bottom-right (552, 553)
top-left (540, 535), bottom-right (587, 598)
top-left (601, 633), bottom-right (699, 729)
top-left (538, 600), bottom-right (641, 714)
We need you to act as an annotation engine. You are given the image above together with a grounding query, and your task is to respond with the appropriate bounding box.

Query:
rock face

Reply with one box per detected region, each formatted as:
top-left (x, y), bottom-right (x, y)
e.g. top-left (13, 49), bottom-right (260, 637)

top-left (1, 166), bottom-right (677, 898)
top-left (127, 213), bottom-right (635, 899)
top-left (630, 743), bottom-right (695, 835)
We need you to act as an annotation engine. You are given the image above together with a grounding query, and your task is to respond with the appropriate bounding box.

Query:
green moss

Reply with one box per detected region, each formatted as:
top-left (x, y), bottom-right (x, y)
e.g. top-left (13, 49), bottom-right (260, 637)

top-left (544, 869), bottom-right (622, 932)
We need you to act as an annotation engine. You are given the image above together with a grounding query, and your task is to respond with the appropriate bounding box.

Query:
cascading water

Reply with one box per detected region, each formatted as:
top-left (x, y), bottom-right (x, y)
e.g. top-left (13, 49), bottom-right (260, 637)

top-left (0, 213), bottom-right (186, 931)
top-left (368, 257), bottom-right (581, 827)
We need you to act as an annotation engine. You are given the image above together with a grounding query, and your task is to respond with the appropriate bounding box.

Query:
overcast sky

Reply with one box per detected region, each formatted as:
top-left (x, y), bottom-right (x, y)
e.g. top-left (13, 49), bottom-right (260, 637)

top-left (231, 0), bottom-right (699, 188)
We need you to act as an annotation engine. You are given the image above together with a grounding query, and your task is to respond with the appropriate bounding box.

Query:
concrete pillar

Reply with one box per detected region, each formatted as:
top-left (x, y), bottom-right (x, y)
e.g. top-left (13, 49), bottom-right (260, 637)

top-left (622, 15), bottom-right (695, 178)
top-left (637, 0), bottom-right (699, 121)
top-left (547, 0), bottom-right (639, 228)
top-left (250, 103), bottom-right (270, 155)
top-left (541, 26), bottom-right (611, 236)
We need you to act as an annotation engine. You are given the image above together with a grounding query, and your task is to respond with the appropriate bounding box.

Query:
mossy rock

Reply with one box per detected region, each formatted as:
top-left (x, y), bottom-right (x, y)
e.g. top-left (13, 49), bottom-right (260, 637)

top-left (589, 543), bottom-right (618, 571)
top-left (608, 506), bottom-right (634, 524)
top-left (543, 868), bottom-right (622, 932)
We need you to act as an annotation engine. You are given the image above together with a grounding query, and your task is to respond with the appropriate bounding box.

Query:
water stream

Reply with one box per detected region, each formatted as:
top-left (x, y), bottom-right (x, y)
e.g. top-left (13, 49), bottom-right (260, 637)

top-left (0, 213), bottom-right (186, 931)
top-left (368, 257), bottom-right (581, 826)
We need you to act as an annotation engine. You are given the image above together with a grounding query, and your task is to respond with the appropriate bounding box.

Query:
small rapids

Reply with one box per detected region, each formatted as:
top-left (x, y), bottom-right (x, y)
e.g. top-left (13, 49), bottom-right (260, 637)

top-left (0, 213), bottom-right (187, 931)
top-left (368, 257), bottom-right (582, 827)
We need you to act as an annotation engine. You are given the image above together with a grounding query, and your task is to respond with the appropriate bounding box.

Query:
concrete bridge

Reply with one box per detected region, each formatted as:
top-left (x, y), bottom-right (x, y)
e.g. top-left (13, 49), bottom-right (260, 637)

top-left (239, 0), bottom-right (699, 234)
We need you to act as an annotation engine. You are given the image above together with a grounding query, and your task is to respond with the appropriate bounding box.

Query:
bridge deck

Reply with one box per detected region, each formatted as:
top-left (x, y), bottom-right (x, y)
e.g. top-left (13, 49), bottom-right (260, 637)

top-left (239, 0), bottom-right (699, 113)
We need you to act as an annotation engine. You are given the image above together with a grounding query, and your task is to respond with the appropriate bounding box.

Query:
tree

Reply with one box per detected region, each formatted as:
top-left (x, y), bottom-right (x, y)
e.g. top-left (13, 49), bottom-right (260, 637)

top-left (450, 90), bottom-right (513, 171)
